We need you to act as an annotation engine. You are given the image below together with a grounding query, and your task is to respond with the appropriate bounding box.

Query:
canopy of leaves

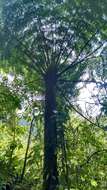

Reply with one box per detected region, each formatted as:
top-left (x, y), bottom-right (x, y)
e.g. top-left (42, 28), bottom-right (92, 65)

top-left (1, 0), bottom-right (107, 77)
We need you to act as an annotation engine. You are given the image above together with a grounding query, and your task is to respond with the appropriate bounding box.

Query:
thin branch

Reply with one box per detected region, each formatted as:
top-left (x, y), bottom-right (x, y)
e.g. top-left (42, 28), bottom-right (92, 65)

top-left (61, 91), bottom-right (104, 130)
top-left (15, 37), bottom-right (44, 75)
top-left (58, 40), bottom-right (103, 77)
top-left (58, 79), bottom-right (107, 85)
top-left (37, 18), bottom-right (51, 67)
top-left (80, 149), bottom-right (107, 168)
top-left (56, 31), bottom-right (76, 67)
top-left (58, 30), bottom-right (97, 72)
top-left (57, 21), bottom-right (95, 67)
top-left (23, 78), bottom-right (43, 86)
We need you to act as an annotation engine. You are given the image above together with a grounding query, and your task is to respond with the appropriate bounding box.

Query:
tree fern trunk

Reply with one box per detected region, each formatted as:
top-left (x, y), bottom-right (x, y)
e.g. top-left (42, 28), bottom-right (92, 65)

top-left (43, 66), bottom-right (58, 190)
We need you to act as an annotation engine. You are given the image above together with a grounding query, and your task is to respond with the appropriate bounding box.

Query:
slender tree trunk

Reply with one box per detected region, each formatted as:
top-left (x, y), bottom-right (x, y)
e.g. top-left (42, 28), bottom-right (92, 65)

top-left (20, 113), bottom-right (35, 182)
top-left (43, 66), bottom-right (58, 190)
top-left (8, 113), bottom-right (16, 173)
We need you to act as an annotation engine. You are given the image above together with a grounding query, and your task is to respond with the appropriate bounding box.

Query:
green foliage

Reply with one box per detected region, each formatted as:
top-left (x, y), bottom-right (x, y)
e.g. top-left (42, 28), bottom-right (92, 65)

top-left (0, 112), bottom-right (107, 189)
top-left (58, 114), bottom-right (107, 190)
top-left (1, 0), bottom-right (107, 75)
top-left (0, 0), bottom-right (107, 189)
top-left (0, 82), bottom-right (20, 119)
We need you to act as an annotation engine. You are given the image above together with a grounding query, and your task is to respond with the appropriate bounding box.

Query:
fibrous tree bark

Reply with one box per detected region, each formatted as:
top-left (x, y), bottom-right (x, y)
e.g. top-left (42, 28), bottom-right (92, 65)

top-left (43, 66), bottom-right (58, 190)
